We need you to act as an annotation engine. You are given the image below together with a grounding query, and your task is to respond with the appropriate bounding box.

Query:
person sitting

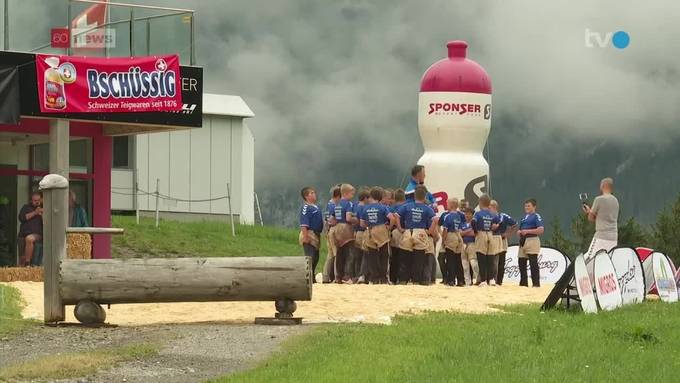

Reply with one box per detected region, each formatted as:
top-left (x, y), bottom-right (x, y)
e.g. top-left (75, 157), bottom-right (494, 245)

top-left (18, 192), bottom-right (43, 266)
top-left (69, 191), bottom-right (89, 227)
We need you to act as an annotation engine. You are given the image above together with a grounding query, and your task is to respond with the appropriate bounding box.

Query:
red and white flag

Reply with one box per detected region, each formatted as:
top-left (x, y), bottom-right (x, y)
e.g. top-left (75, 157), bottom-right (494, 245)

top-left (71, 0), bottom-right (109, 53)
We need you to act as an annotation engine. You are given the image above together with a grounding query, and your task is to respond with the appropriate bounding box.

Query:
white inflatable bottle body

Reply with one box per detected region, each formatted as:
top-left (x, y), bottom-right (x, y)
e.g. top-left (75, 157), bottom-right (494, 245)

top-left (418, 41), bottom-right (492, 207)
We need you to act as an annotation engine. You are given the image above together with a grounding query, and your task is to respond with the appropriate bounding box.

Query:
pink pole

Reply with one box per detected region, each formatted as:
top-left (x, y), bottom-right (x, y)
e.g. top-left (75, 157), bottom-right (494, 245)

top-left (92, 134), bottom-right (112, 259)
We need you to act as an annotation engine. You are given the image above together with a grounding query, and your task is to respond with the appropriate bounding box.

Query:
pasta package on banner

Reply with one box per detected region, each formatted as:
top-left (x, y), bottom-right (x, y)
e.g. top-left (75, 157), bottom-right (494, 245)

top-left (36, 54), bottom-right (182, 113)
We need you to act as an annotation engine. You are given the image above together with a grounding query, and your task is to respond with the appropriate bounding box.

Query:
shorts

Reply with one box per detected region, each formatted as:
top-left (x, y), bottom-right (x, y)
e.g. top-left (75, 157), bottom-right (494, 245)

top-left (355, 230), bottom-right (368, 251)
top-left (390, 228), bottom-right (402, 248)
top-left (519, 237), bottom-right (541, 258)
top-left (492, 234), bottom-right (503, 255)
top-left (399, 228), bottom-right (429, 251)
top-left (475, 231), bottom-right (499, 255)
top-left (501, 237), bottom-right (509, 252)
top-left (426, 236), bottom-right (435, 255)
top-left (585, 236), bottom-right (617, 261)
top-left (334, 223), bottom-right (355, 248)
top-left (299, 230), bottom-right (320, 249)
top-left (366, 225), bottom-right (391, 249)
top-left (444, 231), bottom-right (463, 254)
top-left (327, 226), bottom-right (337, 257)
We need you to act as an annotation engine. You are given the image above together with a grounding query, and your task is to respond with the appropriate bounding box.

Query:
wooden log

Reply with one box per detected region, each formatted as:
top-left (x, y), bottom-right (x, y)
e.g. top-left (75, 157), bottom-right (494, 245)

top-left (59, 256), bottom-right (312, 305)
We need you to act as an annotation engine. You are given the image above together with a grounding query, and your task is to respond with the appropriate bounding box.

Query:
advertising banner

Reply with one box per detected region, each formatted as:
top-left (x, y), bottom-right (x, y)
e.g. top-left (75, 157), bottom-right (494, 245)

top-left (503, 245), bottom-right (570, 284)
top-left (574, 254), bottom-right (598, 314)
top-left (651, 252), bottom-right (678, 303)
top-left (593, 251), bottom-right (623, 311)
top-left (36, 54), bottom-right (182, 113)
top-left (609, 247), bottom-right (645, 305)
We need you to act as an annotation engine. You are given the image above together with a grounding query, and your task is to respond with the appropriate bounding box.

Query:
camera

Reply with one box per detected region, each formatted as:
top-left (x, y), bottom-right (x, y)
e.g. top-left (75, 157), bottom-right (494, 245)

top-left (579, 193), bottom-right (589, 208)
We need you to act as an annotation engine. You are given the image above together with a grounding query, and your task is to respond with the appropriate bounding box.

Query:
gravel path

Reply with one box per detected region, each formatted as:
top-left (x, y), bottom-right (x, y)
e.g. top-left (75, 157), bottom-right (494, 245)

top-left (0, 323), bottom-right (310, 382)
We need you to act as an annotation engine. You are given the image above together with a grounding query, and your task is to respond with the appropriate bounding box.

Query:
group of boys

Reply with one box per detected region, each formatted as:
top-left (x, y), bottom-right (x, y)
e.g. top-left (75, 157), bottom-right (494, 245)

top-left (298, 177), bottom-right (545, 287)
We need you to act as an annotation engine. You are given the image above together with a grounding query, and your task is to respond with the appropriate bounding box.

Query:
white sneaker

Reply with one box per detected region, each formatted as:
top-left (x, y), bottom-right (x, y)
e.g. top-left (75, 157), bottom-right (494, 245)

top-left (478, 282), bottom-right (487, 287)
top-left (490, 280), bottom-right (497, 286)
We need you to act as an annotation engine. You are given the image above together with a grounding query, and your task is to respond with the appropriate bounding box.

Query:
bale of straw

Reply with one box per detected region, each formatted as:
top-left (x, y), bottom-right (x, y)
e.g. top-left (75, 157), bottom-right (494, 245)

top-left (67, 233), bottom-right (92, 260)
top-left (0, 266), bottom-right (44, 282)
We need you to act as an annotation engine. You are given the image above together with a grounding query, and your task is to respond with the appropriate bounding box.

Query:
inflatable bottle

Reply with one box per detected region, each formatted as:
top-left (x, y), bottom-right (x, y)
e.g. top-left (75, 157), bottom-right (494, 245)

top-left (418, 41), bottom-right (492, 207)
top-left (44, 56), bottom-right (67, 110)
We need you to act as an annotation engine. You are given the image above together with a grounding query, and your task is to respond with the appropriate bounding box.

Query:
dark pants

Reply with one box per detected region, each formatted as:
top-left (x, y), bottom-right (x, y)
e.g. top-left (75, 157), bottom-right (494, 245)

top-left (519, 255), bottom-right (541, 287)
top-left (496, 251), bottom-right (507, 285)
top-left (488, 254), bottom-right (498, 283)
top-left (437, 252), bottom-right (448, 283)
top-left (348, 247), bottom-right (364, 279)
top-left (335, 243), bottom-right (352, 282)
top-left (389, 246), bottom-right (400, 283)
top-left (399, 250), bottom-right (413, 284)
top-left (445, 249), bottom-right (464, 286)
top-left (377, 245), bottom-right (389, 283)
top-left (477, 253), bottom-right (488, 284)
top-left (423, 255), bottom-right (435, 285)
top-left (302, 243), bottom-right (320, 283)
top-left (412, 250), bottom-right (427, 284)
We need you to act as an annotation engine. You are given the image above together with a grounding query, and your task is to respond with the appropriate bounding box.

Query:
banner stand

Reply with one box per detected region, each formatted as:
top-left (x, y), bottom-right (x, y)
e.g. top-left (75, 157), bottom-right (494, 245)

top-left (541, 262), bottom-right (579, 310)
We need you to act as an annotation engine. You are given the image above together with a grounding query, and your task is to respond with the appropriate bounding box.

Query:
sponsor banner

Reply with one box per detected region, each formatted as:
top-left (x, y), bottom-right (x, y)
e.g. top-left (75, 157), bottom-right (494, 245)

top-left (574, 254), bottom-right (598, 314)
top-left (651, 252), bottom-right (678, 303)
top-left (36, 54), bottom-right (182, 113)
top-left (609, 247), bottom-right (645, 305)
top-left (503, 245), bottom-right (570, 284)
top-left (418, 92), bottom-right (492, 125)
top-left (593, 251), bottom-right (623, 311)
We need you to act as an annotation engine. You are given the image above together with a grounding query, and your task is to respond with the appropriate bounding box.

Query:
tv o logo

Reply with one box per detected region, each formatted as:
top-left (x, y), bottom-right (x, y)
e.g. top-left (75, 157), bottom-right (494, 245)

top-left (585, 29), bottom-right (630, 49)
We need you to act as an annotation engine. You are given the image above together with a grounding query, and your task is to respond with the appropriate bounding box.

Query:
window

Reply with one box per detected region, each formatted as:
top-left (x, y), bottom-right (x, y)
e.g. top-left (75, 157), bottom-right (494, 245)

top-left (112, 136), bottom-right (132, 168)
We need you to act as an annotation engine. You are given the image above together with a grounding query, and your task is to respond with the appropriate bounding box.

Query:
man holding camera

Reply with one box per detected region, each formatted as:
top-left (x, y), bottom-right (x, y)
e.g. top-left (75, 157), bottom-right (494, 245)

top-left (583, 177), bottom-right (619, 260)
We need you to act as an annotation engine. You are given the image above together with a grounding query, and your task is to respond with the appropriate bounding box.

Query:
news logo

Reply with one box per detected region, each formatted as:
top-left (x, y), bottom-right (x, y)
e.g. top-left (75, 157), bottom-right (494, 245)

top-left (585, 29), bottom-right (630, 49)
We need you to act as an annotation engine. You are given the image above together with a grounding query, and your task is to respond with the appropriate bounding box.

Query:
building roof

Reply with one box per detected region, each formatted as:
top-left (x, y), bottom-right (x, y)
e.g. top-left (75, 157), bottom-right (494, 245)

top-left (203, 93), bottom-right (255, 118)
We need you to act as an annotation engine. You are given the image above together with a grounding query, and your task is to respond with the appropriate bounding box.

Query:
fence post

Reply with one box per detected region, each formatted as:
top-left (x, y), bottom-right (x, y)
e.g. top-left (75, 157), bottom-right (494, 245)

top-left (134, 168), bottom-right (140, 225)
top-left (227, 183), bottom-right (235, 237)
top-left (154, 178), bottom-right (160, 228)
top-left (39, 174), bottom-right (69, 323)
top-left (254, 192), bottom-right (264, 226)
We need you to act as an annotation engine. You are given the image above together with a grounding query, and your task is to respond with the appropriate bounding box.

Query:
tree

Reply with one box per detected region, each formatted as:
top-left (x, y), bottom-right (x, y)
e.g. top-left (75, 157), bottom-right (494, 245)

top-left (545, 216), bottom-right (577, 259)
top-left (571, 212), bottom-right (595, 254)
top-left (617, 217), bottom-right (650, 249)
top-left (652, 193), bottom-right (680, 266)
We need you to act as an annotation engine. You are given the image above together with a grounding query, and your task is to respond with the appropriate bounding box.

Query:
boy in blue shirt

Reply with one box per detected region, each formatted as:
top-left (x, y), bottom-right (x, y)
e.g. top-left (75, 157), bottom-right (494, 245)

top-left (490, 200), bottom-right (517, 286)
top-left (389, 189), bottom-right (406, 284)
top-left (460, 208), bottom-right (479, 286)
top-left (299, 186), bottom-right (324, 282)
top-left (442, 198), bottom-right (466, 286)
top-left (472, 194), bottom-right (500, 287)
top-left (518, 198), bottom-right (544, 287)
top-left (322, 185), bottom-right (341, 283)
top-left (352, 188), bottom-right (370, 284)
top-left (395, 185), bottom-right (437, 285)
top-left (360, 187), bottom-right (395, 284)
top-left (333, 184), bottom-right (356, 283)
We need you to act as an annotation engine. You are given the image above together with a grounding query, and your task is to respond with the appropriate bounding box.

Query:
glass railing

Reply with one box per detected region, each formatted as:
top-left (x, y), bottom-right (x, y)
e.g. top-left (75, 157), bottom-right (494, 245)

top-left (1, 0), bottom-right (195, 65)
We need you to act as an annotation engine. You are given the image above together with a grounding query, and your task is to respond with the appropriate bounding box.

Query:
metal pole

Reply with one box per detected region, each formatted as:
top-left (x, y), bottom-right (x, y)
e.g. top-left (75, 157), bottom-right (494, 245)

top-left (67, 0), bottom-right (72, 55)
top-left (146, 19), bottom-right (150, 55)
top-left (134, 168), bottom-right (139, 225)
top-left (4, 0), bottom-right (9, 50)
top-left (154, 178), bottom-right (160, 228)
top-left (189, 13), bottom-right (195, 65)
top-left (129, 8), bottom-right (134, 56)
top-left (227, 183), bottom-right (235, 237)
top-left (254, 192), bottom-right (264, 226)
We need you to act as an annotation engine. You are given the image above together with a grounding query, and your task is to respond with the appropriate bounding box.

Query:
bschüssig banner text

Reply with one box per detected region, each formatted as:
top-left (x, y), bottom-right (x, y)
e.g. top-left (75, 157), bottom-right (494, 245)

top-left (36, 54), bottom-right (182, 113)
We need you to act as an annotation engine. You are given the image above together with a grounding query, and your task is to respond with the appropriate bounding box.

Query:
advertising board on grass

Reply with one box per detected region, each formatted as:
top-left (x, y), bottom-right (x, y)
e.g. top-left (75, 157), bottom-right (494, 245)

top-left (574, 254), bottom-right (598, 314)
top-left (609, 247), bottom-right (645, 305)
top-left (503, 246), bottom-right (570, 284)
top-left (593, 251), bottom-right (623, 311)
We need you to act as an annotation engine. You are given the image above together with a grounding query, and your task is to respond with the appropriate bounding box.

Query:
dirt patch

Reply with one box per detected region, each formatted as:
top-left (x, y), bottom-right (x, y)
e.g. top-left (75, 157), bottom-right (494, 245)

top-left (6, 281), bottom-right (552, 326)
top-left (0, 323), bottom-right (309, 383)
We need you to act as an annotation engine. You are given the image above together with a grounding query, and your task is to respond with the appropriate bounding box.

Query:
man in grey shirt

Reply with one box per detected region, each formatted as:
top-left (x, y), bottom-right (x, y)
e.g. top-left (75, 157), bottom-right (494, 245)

top-left (583, 177), bottom-right (619, 260)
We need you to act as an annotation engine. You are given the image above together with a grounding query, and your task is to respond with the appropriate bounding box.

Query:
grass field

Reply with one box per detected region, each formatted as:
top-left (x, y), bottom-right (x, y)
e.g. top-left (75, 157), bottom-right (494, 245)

top-left (215, 302), bottom-right (680, 383)
top-left (111, 216), bottom-right (324, 265)
top-left (0, 284), bottom-right (35, 336)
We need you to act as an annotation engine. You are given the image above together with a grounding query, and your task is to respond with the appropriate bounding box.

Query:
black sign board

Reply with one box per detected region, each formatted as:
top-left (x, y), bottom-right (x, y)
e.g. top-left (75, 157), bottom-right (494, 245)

top-left (2, 51), bottom-right (202, 128)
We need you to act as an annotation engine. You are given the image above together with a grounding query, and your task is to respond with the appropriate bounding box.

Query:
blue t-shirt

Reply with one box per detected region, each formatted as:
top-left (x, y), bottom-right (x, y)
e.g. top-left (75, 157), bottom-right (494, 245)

top-left (396, 202), bottom-right (435, 230)
top-left (494, 212), bottom-right (517, 235)
top-left (353, 203), bottom-right (366, 232)
top-left (520, 212), bottom-right (544, 231)
top-left (460, 221), bottom-right (475, 243)
top-left (472, 209), bottom-right (500, 232)
top-left (443, 210), bottom-right (464, 232)
top-left (325, 200), bottom-right (336, 225)
top-left (299, 203), bottom-right (324, 233)
top-left (404, 178), bottom-right (435, 204)
top-left (392, 203), bottom-right (405, 227)
top-left (334, 199), bottom-right (354, 224)
top-left (361, 203), bottom-right (393, 227)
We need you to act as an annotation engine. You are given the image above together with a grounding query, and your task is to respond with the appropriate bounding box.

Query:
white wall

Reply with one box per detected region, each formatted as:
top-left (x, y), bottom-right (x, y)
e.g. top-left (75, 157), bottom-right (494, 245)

top-left (125, 115), bottom-right (254, 223)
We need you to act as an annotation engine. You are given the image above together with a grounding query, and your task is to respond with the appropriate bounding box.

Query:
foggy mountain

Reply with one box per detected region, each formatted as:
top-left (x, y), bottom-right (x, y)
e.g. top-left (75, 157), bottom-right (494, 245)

top-left (20, 0), bottom-right (680, 231)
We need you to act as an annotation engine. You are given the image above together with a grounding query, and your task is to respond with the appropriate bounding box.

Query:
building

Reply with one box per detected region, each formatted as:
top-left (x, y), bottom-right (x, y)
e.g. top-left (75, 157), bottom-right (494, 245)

top-left (110, 93), bottom-right (256, 224)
